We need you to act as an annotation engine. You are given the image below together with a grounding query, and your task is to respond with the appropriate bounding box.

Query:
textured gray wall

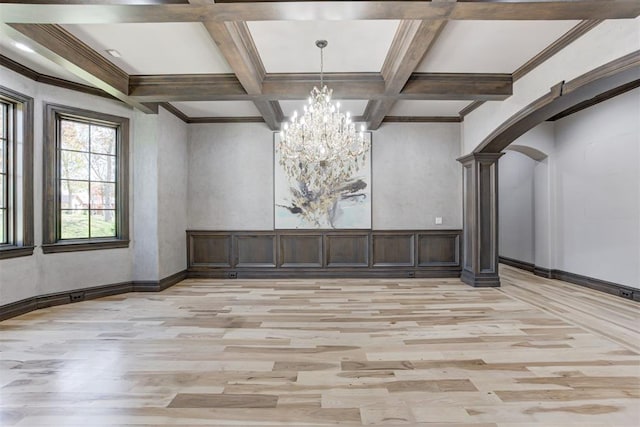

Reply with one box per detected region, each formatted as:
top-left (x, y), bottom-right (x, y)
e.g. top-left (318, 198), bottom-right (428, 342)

top-left (188, 123), bottom-right (275, 230)
top-left (552, 88), bottom-right (639, 288)
top-left (187, 122), bottom-right (463, 231)
top-left (0, 67), bottom-right (135, 305)
top-left (372, 123), bottom-right (462, 229)
top-left (498, 89), bottom-right (639, 288)
top-left (157, 107), bottom-right (188, 278)
top-left (498, 150), bottom-right (536, 264)
top-left (133, 111), bottom-right (159, 281)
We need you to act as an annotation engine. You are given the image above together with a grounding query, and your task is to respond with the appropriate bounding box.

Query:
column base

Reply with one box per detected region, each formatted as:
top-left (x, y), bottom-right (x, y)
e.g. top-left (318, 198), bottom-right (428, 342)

top-left (461, 269), bottom-right (501, 287)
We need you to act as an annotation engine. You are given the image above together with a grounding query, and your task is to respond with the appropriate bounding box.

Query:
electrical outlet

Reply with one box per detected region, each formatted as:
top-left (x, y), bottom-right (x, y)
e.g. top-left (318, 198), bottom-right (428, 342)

top-left (228, 272), bottom-right (237, 279)
top-left (407, 271), bottom-right (415, 278)
top-left (70, 292), bottom-right (85, 303)
top-left (435, 217), bottom-right (443, 225)
top-left (620, 289), bottom-right (633, 299)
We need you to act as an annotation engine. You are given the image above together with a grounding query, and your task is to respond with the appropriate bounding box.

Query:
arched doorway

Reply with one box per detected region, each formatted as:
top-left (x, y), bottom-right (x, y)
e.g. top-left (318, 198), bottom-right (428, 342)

top-left (458, 51), bottom-right (640, 287)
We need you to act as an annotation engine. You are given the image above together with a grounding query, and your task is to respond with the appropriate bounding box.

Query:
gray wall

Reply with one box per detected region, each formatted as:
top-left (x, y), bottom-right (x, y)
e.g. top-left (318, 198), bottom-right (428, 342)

top-left (372, 123), bottom-right (462, 229)
top-left (498, 88), bottom-right (640, 289)
top-left (188, 123), bottom-right (275, 230)
top-left (0, 67), bottom-right (135, 305)
top-left (553, 88), bottom-right (639, 288)
top-left (1, 66), bottom-right (189, 306)
top-left (187, 122), bottom-right (463, 231)
top-left (133, 111), bottom-right (159, 280)
top-left (157, 108), bottom-right (188, 278)
top-left (498, 150), bottom-right (536, 264)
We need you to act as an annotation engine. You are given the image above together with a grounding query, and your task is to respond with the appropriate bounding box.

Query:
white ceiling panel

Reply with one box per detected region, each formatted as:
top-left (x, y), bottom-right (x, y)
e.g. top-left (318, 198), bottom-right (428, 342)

top-left (171, 101), bottom-right (261, 117)
top-left (280, 99), bottom-right (368, 117)
top-left (389, 100), bottom-right (470, 117)
top-left (63, 23), bottom-right (233, 75)
top-left (0, 38), bottom-right (92, 85)
top-left (417, 20), bottom-right (579, 73)
top-left (247, 20), bottom-right (400, 73)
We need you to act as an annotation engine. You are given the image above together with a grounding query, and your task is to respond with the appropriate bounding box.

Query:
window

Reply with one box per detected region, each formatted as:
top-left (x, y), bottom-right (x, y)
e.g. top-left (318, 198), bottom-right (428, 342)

top-left (43, 104), bottom-right (129, 253)
top-left (1, 101), bottom-right (8, 244)
top-left (0, 86), bottom-right (34, 260)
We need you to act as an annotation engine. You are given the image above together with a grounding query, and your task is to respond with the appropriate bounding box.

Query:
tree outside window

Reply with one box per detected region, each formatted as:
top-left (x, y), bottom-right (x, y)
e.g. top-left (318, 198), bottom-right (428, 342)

top-left (59, 119), bottom-right (117, 239)
top-left (43, 104), bottom-right (129, 253)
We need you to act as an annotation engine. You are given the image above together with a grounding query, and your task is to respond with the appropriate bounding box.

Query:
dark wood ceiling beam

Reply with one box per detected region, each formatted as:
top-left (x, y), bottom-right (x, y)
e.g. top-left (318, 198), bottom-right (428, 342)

top-left (7, 23), bottom-right (126, 92)
top-left (365, 13), bottom-right (452, 130)
top-left (202, 19), bottom-right (281, 129)
top-left (381, 20), bottom-right (450, 95)
top-left (253, 100), bottom-right (283, 130)
top-left (3, 23), bottom-right (155, 113)
top-left (1, 1), bottom-right (637, 24)
top-left (203, 20), bottom-right (264, 94)
top-left (400, 73), bottom-right (512, 100)
top-left (0, 2), bottom-right (449, 24)
top-left (363, 98), bottom-right (396, 130)
top-left (0, 53), bottom-right (116, 100)
top-left (262, 73), bottom-right (385, 100)
top-left (127, 72), bottom-right (512, 102)
top-left (451, 0), bottom-right (640, 20)
top-left (128, 74), bottom-right (248, 101)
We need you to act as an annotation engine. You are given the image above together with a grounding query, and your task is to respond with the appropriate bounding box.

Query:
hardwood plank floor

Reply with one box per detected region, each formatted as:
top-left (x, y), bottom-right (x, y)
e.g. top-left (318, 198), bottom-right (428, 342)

top-left (1, 265), bottom-right (638, 426)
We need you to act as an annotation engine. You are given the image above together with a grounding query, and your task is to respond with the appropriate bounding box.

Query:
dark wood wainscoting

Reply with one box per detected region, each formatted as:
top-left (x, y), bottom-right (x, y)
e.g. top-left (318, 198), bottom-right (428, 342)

top-left (187, 230), bottom-right (462, 278)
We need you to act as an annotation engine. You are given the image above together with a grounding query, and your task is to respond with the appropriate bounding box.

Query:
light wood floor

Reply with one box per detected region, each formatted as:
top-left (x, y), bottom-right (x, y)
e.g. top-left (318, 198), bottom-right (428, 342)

top-left (1, 265), bottom-right (639, 426)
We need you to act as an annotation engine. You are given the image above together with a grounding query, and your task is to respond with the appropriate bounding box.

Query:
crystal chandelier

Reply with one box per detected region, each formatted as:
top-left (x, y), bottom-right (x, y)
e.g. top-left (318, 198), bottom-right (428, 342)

top-left (278, 40), bottom-right (370, 195)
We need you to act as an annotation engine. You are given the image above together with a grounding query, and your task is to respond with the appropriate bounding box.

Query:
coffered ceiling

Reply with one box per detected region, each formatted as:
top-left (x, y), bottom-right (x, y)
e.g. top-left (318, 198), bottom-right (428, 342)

top-left (1, 1), bottom-right (638, 129)
top-left (63, 23), bottom-right (234, 74)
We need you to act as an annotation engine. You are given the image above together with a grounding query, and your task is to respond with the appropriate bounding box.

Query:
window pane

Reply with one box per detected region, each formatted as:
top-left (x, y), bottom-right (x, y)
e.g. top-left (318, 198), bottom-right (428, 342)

top-left (90, 153), bottom-right (116, 182)
top-left (0, 104), bottom-right (4, 139)
top-left (90, 182), bottom-right (116, 209)
top-left (0, 174), bottom-right (5, 208)
top-left (91, 125), bottom-right (116, 155)
top-left (0, 138), bottom-right (5, 173)
top-left (60, 120), bottom-right (89, 152)
top-left (90, 210), bottom-right (116, 238)
top-left (60, 180), bottom-right (89, 209)
top-left (60, 150), bottom-right (89, 180)
top-left (60, 210), bottom-right (89, 239)
top-left (0, 209), bottom-right (5, 244)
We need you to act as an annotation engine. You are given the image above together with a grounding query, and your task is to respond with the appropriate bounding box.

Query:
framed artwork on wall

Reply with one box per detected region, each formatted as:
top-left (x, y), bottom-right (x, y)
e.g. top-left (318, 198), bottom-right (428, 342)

top-left (274, 132), bottom-right (372, 229)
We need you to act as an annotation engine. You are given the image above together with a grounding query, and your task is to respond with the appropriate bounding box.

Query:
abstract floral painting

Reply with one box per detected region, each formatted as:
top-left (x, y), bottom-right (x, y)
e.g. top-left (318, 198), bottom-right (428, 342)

top-left (274, 133), bottom-right (371, 229)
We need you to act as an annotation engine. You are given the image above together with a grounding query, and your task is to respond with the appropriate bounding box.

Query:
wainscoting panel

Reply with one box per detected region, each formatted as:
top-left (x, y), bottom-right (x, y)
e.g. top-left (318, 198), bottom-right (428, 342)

top-left (325, 233), bottom-right (369, 267)
top-left (235, 234), bottom-right (276, 268)
top-left (187, 230), bottom-right (462, 278)
top-left (418, 232), bottom-right (461, 267)
top-left (189, 232), bottom-right (232, 267)
top-left (279, 234), bottom-right (323, 267)
top-left (372, 233), bottom-right (415, 267)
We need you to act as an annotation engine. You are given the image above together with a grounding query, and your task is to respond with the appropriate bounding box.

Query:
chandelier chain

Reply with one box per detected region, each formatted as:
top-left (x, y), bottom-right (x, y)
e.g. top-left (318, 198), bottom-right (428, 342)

top-left (320, 44), bottom-right (324, 88)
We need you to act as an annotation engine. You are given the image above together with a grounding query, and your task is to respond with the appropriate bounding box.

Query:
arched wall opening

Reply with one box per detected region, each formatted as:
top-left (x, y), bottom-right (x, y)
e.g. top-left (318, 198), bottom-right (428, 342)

top-left (458, 51), bottom-right (640, 289)
top-left (498, 88), bottom-right (640, 291)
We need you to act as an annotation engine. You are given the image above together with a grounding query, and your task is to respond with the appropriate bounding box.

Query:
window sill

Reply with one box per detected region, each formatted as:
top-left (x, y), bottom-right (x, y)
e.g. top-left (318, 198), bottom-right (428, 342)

top-left (42, 239), bottom-right (130, 254)
top-left (0, 246), bottom-right (35, 260)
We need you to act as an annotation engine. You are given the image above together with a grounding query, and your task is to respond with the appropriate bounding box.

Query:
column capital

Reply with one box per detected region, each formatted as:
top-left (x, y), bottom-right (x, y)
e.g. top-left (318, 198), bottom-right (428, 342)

top-left (457, 152), bottom-right (504, 165)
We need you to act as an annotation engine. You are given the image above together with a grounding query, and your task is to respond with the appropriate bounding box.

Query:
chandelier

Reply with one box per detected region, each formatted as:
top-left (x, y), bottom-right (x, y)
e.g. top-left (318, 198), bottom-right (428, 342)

top-left (278, 40), bottom-right (370, 226)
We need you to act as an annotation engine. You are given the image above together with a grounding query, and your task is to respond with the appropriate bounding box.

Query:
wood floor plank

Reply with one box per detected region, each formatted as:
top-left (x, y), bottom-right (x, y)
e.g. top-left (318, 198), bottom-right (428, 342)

top-left (1, 265), bottom-right (638, 426)
top-left (167, 393), bottom-right (278, 408)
